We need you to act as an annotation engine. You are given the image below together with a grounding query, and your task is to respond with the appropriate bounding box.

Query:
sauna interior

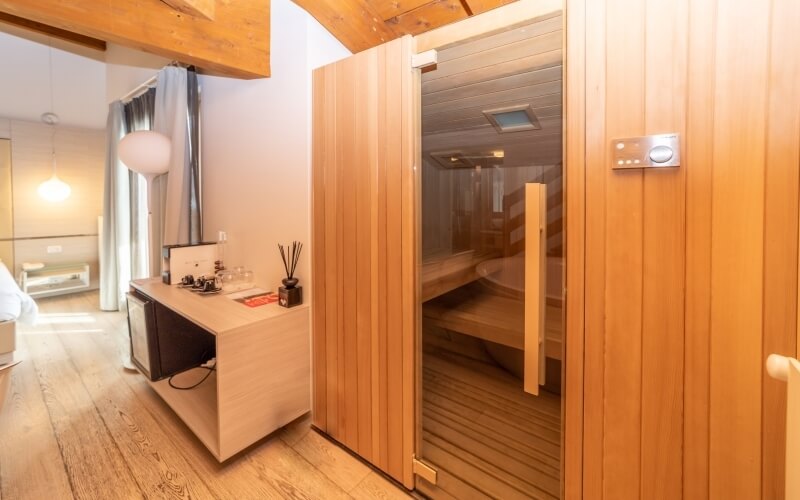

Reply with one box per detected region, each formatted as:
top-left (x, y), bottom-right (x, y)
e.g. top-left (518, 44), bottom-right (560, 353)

top-left (419, 15), bottom-right (563, 499)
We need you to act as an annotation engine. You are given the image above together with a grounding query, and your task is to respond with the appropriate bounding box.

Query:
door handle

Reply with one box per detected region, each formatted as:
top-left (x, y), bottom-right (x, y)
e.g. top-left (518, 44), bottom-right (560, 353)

top-left (524, 183), bottom-right (547, 395)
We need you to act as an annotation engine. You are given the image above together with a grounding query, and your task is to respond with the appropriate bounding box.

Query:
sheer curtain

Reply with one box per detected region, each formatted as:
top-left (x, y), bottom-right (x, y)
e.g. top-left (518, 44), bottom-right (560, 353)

top-left (99, 102), bottom-right (128, 311)
top-left (100, 66), bottom-right (202, 311)
top-left (123, 88), bottom-right (156, 279)
top-left (155, 66), bottom-right (203, 248)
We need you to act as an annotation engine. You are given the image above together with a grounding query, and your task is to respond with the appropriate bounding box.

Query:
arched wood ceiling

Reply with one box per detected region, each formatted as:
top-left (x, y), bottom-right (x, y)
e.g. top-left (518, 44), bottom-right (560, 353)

top-left (293, 0), bottom-right (519, 53)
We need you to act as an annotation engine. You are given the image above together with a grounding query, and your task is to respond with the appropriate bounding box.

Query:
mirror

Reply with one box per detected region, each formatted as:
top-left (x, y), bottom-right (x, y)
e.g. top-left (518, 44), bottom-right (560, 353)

top-left (0, 139), bottom-right (12, 268)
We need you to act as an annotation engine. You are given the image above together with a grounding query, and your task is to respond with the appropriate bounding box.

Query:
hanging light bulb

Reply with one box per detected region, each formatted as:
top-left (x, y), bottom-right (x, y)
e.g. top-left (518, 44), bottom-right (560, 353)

top-left (37, 39), bottom-right (70, 203)
top-left (38, 149), bottom-right (71, 202)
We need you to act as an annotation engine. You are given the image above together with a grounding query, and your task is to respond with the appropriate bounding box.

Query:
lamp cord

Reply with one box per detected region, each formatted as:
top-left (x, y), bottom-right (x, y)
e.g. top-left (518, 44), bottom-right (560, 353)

top-left (47, 38), bottom-right (57, 175)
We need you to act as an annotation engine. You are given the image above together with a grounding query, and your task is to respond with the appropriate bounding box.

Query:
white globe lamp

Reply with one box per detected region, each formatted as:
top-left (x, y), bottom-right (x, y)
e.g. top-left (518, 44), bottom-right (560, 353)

top-left (118, 130), bottom-right (171, 277)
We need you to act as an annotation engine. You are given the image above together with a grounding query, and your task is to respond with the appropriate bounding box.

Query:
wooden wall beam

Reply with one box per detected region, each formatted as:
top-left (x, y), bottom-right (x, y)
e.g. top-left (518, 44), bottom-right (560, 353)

top-left (0, 12), bottom-right (106, 51)
top-left (0, 0), bottom-right (269, 78)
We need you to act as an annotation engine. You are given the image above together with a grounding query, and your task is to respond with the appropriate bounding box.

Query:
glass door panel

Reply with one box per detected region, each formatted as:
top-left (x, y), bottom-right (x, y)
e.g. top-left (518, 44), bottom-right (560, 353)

top-left (417, 15), bottom-right (564, 499)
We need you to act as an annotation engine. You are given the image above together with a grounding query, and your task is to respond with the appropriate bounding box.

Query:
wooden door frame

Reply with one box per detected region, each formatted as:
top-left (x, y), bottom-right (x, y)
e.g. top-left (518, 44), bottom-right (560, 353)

top-left (411, 1), bottom-right (584, 497)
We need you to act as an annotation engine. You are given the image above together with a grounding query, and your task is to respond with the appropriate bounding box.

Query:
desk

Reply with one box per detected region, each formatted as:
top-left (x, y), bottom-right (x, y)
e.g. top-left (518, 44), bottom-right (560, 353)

top-left (130, 278), bottom-right (310, 461)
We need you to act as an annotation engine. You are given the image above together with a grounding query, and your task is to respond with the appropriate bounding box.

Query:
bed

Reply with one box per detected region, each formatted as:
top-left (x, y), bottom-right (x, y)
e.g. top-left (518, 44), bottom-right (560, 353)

top-left (0, 260), bottom-right (37, 408)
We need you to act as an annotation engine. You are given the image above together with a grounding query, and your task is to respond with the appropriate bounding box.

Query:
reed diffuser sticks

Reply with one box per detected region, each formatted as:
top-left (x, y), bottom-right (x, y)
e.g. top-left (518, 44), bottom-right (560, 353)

top-left (278, 241), bottom-right (303, 280)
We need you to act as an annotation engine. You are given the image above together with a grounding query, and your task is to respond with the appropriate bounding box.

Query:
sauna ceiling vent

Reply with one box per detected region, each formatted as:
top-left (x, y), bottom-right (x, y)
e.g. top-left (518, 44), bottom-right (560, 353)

top-left (483, 104), bottom-right (541, 133)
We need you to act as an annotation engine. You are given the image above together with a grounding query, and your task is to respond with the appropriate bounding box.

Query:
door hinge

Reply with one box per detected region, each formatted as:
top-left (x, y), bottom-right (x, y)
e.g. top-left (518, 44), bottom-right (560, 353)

top-left (412, 455), bottom-right (438, 484)
top-left (411, 49), bottom-right (438, 69)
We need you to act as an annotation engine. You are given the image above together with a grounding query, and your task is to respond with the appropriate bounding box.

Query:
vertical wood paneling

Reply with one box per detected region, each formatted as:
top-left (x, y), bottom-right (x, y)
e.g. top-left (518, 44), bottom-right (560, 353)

top-left (602, 0), bottom-right (645, 497)
top-left (376, 45), bottom-right (390, 472)
top-left (568, 0), bottom-right (800, 498)
top-left (340, 54), bottom-right (360, 450)
top-left (762, 2), bottom-right (800, 497)
top-left (311, 36), bottom-right (416, 489)
top-left (708, 0), bottom-right (770, 497)
top-left (323, 64), bottom-right (340, 440)
top-left (581, 0), bottom-right (607, 495)
top-left (311, 66), bottom-right (327, 432)
top-left (355, 50), bottom-right (375, 462)
top-left (641, 0), bottom-right (687, 497)
top-left (564, 0), bottom-right (586, 496)
top-left (683, 0), bottom-right (716, 497)
top-left (385, 38), bottom-right (404, 482)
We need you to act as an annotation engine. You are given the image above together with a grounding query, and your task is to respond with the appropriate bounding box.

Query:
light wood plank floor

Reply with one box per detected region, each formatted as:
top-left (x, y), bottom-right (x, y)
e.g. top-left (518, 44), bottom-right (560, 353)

top-left (0, 291), bottom-right (410, 500)
top-left (418, 327), bottom-right (562, 500)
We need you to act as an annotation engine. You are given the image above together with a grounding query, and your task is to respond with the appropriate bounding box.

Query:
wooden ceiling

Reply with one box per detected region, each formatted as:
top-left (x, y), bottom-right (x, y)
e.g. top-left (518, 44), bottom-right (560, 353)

top-left (422, 11), bottom-right (563, 168)
top-left (0, 0), bottom-right (270, 78)
top-left (0, 0), bottom-right (529, 79)
top-left (292, 0), bottom-right (518, 53)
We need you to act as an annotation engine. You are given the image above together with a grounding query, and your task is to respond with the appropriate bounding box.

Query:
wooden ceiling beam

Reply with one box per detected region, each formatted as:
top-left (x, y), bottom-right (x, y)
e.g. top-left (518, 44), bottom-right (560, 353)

top-left (385, 0), bottom-right (467, 37)
top-left (161, 0), bottom-right (215, 21)
top-left (0, 12), bottom-right (106, 51)
top-left (293, 0), bottom-right (397, 53)
top-left (0, 0), bottom-right (269, 78)
top-left (461, 0), bottom-right (517, 16)
top-left (295, 0), bottom-right (533, 56)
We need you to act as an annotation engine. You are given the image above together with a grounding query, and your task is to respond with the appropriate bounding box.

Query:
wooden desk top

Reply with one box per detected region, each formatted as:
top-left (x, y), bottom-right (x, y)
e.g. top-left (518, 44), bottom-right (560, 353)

top-left (130, 278), bottom-right (308, 336)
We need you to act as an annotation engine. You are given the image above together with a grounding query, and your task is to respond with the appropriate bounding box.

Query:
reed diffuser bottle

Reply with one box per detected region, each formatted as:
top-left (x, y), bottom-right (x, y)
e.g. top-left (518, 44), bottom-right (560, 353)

top-left (278, 241), bottom-right (303, 308)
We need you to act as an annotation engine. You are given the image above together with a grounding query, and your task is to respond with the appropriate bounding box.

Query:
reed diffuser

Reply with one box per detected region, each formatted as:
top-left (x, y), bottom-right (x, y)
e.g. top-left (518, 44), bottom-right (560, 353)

top-left (278, 241), bottom-right (303, 307)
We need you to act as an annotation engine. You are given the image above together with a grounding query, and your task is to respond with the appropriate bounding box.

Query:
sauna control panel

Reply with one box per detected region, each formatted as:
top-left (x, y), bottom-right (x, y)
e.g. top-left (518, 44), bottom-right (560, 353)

top-left (611, 133), bottom-right (681, 169)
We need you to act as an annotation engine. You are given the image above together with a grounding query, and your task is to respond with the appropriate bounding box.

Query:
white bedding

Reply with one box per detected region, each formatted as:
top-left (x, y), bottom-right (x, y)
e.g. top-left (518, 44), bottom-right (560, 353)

top-left (0, 261), bottom-right (37, 325)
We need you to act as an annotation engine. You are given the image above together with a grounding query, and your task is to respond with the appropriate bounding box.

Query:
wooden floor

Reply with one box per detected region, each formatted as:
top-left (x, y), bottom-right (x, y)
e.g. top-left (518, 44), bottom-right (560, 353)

top-left (0, 291), bottom-right (410, 500)
top-left (418, 329), bottom-right (561, 500)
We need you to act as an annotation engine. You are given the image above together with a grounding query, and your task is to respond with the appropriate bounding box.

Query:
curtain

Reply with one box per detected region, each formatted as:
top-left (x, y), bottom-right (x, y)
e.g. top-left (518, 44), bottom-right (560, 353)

top-left (99, 102), bottom-right (129, 311)
top-left (155, 67), bottom-right (190, 250)
top-left (123, 88), bottom-right (156, 279)
top-left (187, 68), bottom-right (202, 243)
top-left (100, 65), bottom-right (202, 309)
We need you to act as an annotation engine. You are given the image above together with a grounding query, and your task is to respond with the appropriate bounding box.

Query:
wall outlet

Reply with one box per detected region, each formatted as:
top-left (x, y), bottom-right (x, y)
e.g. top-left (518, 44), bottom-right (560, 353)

top-left (218, 230), bottom-right (227, 242)
top-left (47, 245), bottom-right (62, 254)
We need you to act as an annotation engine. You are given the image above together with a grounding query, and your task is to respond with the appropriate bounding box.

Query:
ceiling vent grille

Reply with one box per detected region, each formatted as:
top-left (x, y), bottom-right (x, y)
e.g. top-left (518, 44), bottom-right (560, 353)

top-left (483, 104), bottom-right (541, 133)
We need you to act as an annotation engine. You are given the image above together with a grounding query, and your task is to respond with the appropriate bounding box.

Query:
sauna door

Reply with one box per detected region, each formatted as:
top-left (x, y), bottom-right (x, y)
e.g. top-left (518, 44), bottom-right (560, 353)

top-left (417, 13), bottom-right (564, 499)
top-left (311, 36), bottom-right (417, 488)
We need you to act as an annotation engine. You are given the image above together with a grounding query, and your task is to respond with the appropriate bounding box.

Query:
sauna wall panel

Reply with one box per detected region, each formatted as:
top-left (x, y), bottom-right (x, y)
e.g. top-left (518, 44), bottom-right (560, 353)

top-left (565, 0), bottom-right (800, 498)
top-left (311, 36), bottom-right (416, 489)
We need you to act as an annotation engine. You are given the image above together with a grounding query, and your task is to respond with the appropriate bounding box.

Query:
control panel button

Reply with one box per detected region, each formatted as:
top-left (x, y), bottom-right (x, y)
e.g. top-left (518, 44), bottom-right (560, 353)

top-left (649, 145), bottom-right (674, 163)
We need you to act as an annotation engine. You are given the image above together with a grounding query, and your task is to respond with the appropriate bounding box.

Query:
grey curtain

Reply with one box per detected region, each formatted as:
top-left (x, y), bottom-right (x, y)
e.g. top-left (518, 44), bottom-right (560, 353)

top-left (187, 68), bottom-right (202, 243)
top-left (155, 66), bottom-right (201, 252)
top-left (101, 65), bottom-right (202, 309)
top-left (99, 102), bottom-right (129, 311)
top-left (123, 88), bottom-right (156, 279)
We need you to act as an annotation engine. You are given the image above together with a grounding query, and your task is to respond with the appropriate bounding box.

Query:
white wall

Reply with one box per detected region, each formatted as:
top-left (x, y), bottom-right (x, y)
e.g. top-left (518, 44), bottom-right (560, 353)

top-left (0, 26), bottom-right (107, 129)
top-left (5, 119), bottom-right (105, 286)
top-left (102, 0), bottom-right (349, 291)
top-left (105, 43), bottom-right (169, 105)
top-left (198, 0), bottom-right (349, 291)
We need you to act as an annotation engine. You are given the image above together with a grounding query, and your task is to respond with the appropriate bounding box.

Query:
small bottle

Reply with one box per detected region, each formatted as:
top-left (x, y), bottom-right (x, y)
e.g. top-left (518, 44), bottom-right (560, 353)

top-left (216, 231), bottom-right (227, 272)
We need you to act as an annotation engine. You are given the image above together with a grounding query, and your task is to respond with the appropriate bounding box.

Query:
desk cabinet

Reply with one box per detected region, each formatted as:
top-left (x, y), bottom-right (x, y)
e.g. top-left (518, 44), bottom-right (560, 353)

top-left (130, 278), bottom-right (310, 461)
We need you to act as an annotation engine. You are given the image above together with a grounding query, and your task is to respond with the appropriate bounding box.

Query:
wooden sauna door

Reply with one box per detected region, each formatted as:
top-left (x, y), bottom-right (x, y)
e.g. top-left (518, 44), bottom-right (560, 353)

top-left (310, 36), bottom-right (417, 488)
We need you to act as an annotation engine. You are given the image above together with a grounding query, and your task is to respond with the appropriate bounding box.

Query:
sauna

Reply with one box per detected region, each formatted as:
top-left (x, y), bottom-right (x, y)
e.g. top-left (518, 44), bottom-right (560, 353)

top-left (417, 14), bottom-right (564, 499)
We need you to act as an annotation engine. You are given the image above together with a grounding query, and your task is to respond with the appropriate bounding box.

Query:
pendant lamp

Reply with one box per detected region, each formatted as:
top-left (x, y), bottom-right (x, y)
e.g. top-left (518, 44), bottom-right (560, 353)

top-left (38, 41), bottom-right (70, 203)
